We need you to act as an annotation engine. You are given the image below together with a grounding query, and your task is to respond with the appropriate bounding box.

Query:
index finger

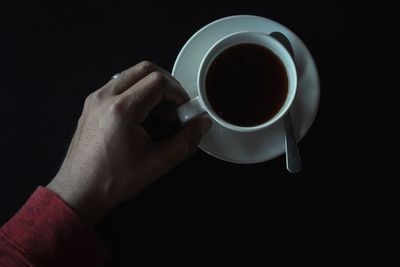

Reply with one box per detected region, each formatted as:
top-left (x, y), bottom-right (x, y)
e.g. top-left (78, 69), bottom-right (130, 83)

top-left (104, 61), bottom-right (170, 95)
top-left (119, 71), bottom-right (190, 123)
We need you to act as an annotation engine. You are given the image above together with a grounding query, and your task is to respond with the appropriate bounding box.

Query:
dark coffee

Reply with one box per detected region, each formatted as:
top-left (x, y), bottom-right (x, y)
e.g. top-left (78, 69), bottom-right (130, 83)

top-left (205, 43), bottom-right (288, 127)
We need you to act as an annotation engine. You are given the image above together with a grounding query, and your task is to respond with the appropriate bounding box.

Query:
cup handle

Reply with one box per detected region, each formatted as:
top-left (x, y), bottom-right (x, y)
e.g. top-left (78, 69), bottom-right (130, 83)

top-left (177, 96), bottom-right (206, 124)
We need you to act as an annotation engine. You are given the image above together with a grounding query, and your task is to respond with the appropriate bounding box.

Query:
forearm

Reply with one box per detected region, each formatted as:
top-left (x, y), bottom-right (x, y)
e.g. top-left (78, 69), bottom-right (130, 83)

top-left (0, 187), bottom-right (111, 267)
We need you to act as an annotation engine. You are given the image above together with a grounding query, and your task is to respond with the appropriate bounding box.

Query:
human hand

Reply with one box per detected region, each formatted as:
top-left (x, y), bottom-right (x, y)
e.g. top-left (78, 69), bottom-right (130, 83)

top-left (47, 61), bottom-right (212, 225)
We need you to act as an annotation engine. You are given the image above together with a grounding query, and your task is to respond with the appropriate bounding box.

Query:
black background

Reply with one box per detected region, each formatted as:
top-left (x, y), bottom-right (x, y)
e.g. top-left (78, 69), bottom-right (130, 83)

top-left (0, 1), bottom-right (397, 266)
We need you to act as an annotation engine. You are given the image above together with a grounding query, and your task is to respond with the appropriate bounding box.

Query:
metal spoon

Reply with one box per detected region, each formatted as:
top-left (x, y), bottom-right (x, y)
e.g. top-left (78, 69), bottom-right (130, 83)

top-left (269, 32), bottom-right (302, 173)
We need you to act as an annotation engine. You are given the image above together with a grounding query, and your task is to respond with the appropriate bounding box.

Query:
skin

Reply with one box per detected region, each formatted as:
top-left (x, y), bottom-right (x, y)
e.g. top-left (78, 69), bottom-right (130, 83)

top-left (46, 61), bottom-right (212, 226)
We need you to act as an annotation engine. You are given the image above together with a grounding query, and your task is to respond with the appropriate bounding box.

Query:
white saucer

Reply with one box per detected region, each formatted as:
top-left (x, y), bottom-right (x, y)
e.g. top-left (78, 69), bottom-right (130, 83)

top-left (172, 15), bottom-right (320, 164)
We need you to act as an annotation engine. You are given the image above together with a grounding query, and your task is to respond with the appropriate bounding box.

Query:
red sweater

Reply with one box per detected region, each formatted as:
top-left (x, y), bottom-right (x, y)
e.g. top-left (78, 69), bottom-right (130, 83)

top-left (0, 187), bottom-right (111, 266)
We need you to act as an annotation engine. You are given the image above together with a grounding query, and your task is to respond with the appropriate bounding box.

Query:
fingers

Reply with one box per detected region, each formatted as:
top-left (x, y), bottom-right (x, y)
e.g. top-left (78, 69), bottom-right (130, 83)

top-left (119, 71), bottom-right (190, 123)
top-left (105, 61), bottom-right (168, 95)
top-left (150, 115), bottom-right (212, 175)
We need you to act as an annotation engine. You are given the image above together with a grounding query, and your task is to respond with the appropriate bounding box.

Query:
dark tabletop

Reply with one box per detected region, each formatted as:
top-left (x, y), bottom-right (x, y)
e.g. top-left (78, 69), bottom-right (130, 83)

top-left (0, 1), bottom-right (396, 266)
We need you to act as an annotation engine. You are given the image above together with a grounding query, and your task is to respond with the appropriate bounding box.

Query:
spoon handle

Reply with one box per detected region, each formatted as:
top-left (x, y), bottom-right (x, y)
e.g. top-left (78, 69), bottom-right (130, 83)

top-left (269, 31), bottom-right (302, 173)
top-left (284, 113), bottom-right (302, 173)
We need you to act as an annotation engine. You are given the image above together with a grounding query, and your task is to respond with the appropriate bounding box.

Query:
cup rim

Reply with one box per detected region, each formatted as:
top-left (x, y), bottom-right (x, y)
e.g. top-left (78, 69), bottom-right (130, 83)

top-left (197, 31), bottom-right (298, 132)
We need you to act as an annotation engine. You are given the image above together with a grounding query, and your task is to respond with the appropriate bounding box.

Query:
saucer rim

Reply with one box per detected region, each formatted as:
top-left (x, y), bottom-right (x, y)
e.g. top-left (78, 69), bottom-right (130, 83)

top-left (172, 15), bottom-right (320, 164)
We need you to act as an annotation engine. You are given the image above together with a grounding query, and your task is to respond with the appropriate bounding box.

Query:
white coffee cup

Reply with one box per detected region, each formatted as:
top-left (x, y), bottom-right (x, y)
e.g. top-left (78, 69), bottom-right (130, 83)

top-left (177, 31), bottom-right (297, 132)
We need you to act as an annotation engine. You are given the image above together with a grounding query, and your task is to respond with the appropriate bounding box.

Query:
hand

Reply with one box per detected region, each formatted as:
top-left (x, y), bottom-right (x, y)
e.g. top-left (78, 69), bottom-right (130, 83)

top-left (47, 61), bottom-right (212, 225)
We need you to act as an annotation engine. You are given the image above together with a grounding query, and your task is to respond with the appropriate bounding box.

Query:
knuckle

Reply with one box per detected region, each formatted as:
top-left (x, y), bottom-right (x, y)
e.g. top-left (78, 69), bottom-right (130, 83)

top-left (149, 71), bottom-right (166, 86)
top-left (110, 98), bottom-right (126, 116)
top-left (92, 89), bottom-right (104, 101)
top-left (107, 80), bottom-right (118, 93)
top-left (85, 89), bottom-right (104, 107)
top-left (138, 60), bottom-right (156, 73)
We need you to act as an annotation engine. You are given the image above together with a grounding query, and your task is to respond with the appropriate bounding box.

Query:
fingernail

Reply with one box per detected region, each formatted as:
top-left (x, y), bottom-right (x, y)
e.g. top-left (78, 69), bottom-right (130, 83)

top-left (200, 115), bottom-right (212, 134)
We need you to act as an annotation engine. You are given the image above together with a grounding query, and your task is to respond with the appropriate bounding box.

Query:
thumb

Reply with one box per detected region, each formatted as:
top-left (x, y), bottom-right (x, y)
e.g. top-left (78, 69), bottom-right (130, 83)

top-left (152, 115), bottom-right (212, 171)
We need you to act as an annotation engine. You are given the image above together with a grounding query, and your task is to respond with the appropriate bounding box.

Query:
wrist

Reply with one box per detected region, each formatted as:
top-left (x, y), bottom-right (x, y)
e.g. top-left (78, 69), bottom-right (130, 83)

top-left (46, 175), bottom-right (112, 226)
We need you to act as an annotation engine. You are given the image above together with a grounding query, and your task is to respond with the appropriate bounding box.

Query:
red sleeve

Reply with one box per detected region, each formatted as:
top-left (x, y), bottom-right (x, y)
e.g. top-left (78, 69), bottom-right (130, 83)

top-left (0, 186), bottom-right (111, 267)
